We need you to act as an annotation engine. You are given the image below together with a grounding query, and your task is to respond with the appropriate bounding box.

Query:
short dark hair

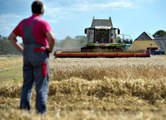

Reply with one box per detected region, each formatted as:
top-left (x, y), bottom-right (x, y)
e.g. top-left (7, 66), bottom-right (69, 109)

top-left (31, 1), bottom-right (44, 14)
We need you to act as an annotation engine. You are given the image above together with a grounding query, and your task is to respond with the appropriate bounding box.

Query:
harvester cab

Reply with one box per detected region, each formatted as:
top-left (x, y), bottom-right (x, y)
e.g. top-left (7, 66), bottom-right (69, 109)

top-left (84, 27), bottom-right (120, 43)
top-left (81, 17), bottom-right (126, 52)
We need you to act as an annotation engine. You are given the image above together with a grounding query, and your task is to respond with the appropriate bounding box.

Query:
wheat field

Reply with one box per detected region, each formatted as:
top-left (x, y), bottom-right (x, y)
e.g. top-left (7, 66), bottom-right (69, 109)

top-left (1, 55), bottom-right (166, 120)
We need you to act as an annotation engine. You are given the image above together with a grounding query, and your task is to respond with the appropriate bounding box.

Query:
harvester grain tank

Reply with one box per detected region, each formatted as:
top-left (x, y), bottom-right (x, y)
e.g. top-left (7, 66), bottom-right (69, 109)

top-left (55, 17), bottom-right (150, 58)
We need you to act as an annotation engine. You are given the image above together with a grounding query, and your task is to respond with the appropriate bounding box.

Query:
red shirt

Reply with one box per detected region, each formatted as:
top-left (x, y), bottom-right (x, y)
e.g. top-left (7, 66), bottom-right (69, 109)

top-left (13, 15), bottom-right (52, 46)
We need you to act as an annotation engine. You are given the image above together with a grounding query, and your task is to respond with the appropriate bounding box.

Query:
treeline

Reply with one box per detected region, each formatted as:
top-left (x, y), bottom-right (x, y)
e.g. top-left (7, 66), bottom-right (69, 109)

top-left (0, 29), bottom-right (165, 55)
top-left (153, 30), bottom-right (166, 37)
top-left (0, 36), bottom-right (21, 55)
top-left (0, 35), bottom-right (87, 55)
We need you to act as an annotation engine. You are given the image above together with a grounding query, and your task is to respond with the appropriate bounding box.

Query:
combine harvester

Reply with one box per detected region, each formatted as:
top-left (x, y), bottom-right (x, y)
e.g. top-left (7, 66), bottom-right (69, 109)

top-left (55, 17), bottom-right (150, 58)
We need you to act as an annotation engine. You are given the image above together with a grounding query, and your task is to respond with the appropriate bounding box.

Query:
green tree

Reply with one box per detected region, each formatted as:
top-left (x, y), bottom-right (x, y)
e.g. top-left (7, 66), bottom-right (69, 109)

top-left (153, 30), bottom-right (166, 37)
top-left (0, 35), bottom-right (21, 55)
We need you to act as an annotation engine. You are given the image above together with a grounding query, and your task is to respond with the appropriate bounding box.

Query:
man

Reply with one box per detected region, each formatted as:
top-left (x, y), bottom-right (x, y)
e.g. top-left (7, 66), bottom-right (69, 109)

top-left (8, 1), bottom-right (55, 114)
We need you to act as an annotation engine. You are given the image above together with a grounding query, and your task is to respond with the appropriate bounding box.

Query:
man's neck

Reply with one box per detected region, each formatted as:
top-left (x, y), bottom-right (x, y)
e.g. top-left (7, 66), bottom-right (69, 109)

top-left (32, 14), bottom-right (42, 17)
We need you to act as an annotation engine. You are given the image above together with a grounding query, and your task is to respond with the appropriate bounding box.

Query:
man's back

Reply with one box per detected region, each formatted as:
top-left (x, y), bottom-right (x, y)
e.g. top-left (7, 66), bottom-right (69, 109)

top-left (13, 15), bottom-right (52, 46)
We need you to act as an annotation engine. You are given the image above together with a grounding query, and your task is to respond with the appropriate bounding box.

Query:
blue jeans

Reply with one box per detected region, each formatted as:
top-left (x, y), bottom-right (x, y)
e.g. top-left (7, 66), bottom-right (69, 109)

top-left (20, 45), bottom-right (49, 114)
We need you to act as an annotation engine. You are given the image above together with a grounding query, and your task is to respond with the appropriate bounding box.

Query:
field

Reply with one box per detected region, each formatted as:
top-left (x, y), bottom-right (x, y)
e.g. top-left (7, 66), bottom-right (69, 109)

top-left (1, 55), bottom-right (166, 120)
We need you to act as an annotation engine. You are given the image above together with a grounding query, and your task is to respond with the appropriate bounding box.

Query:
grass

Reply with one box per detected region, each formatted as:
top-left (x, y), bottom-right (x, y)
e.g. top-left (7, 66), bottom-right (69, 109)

top-left (0, 55), bottom-right (22, 81)
top-left (1, 55), bottom-right (166, 120)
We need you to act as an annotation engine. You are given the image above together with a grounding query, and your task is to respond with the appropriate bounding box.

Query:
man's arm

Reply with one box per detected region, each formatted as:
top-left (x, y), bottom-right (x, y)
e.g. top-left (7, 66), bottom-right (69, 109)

top-left (8, 32), bottom-right (23, 52)
top-left (46, 31), bottom-right (55, 53)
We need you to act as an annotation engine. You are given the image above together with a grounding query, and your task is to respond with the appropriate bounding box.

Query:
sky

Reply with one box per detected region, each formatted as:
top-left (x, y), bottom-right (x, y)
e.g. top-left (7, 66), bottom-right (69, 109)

top-left (0, 0), bottom-right (165, 41)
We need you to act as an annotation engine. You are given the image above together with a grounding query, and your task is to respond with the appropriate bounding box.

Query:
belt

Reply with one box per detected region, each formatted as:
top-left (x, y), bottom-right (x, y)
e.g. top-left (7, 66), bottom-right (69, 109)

top-left (33, 47), bottom-right (46, 53)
